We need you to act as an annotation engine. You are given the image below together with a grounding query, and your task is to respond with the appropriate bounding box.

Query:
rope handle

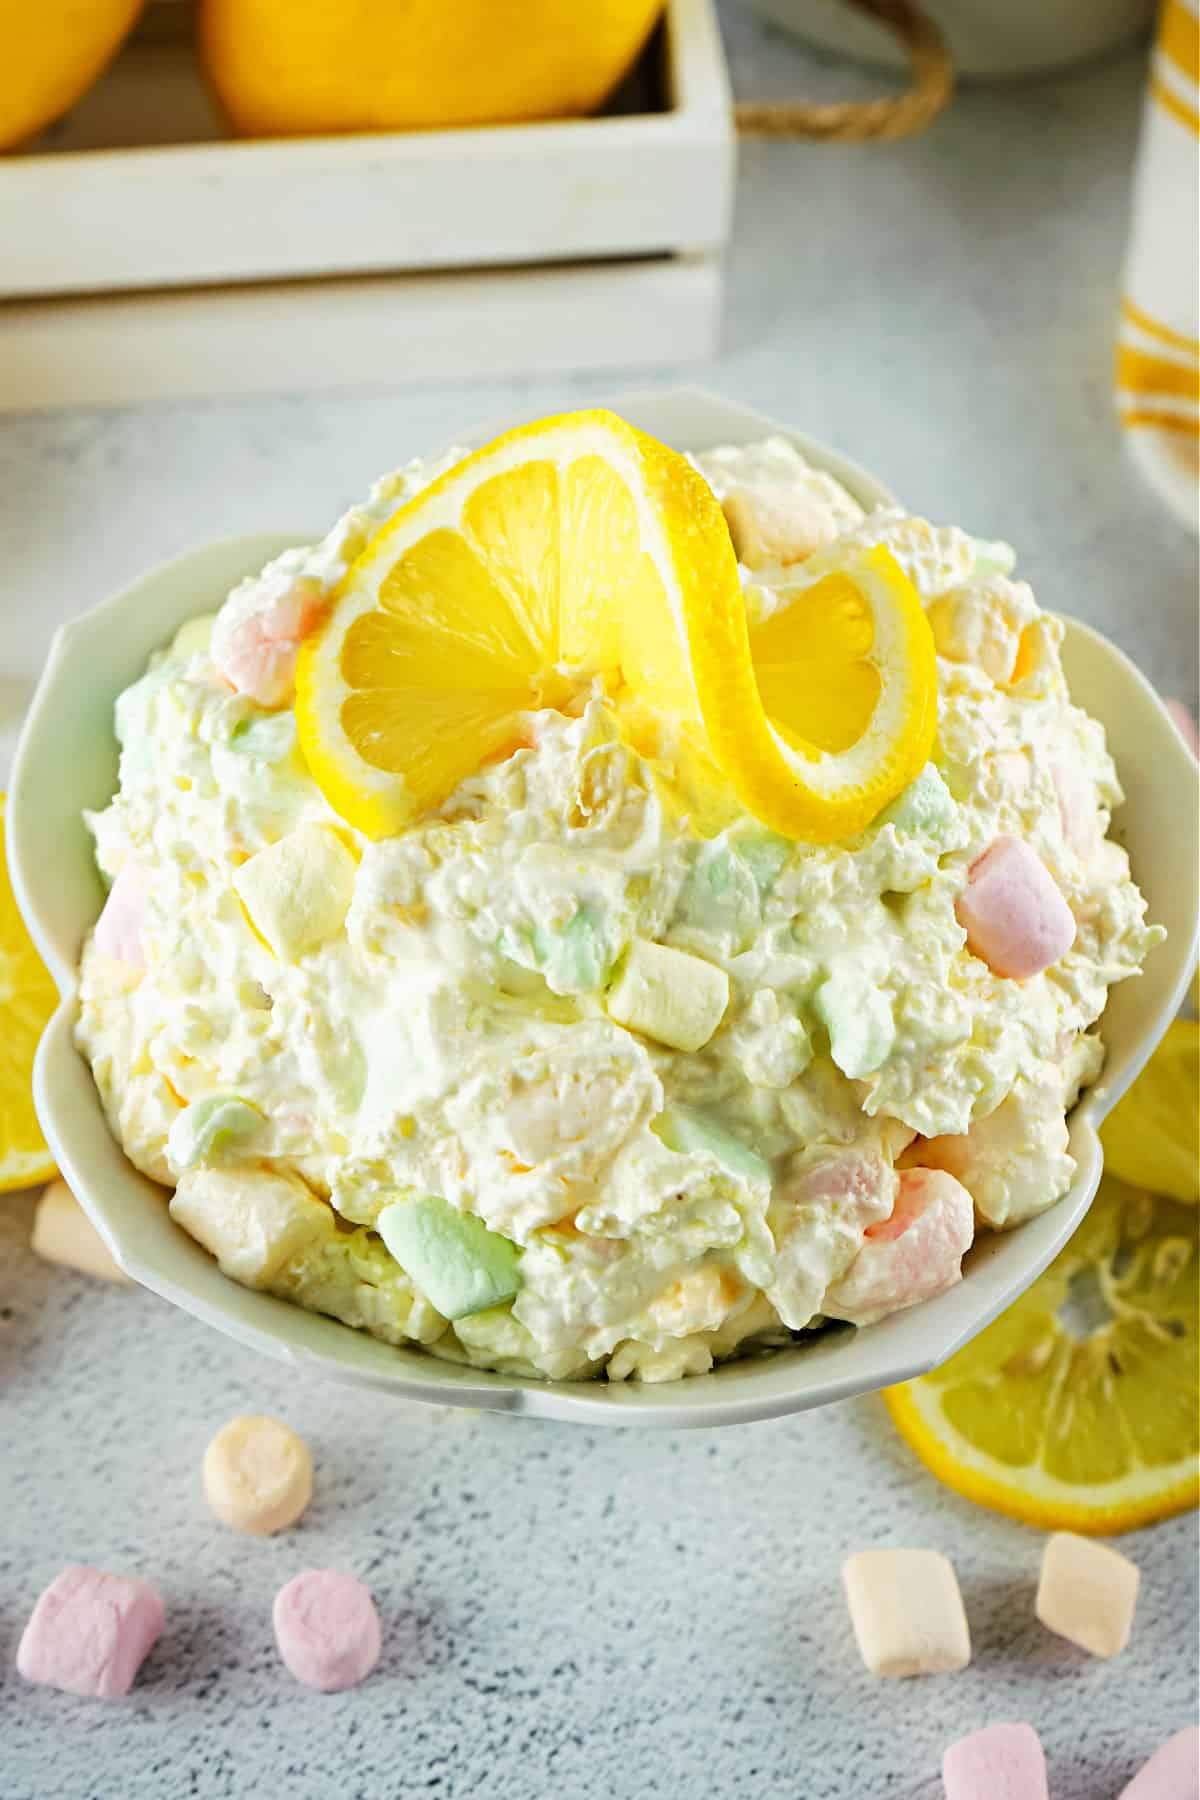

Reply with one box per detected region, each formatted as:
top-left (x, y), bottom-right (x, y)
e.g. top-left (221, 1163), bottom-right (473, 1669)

top-left (734, 0), bottom-right (955, 143)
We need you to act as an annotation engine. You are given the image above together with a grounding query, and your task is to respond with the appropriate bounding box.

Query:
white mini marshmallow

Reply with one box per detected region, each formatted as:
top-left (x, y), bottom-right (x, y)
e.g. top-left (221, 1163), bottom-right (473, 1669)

top-left (17, 1566), bottom-right (164, 1699)
top-left (32, 1181), bottom-right (132, 1284)
top-left (722, 483), bottom-right (838, 569)
top-left (1036, 1531), bottom-right (1140, 1658)
top-left (842, 1548), bottom-right (971, 1677)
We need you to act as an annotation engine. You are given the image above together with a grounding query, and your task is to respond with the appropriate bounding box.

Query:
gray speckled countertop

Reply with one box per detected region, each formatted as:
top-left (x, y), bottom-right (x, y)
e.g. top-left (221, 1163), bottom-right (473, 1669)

top-left (1, 9), bottom-right (1197, 1798)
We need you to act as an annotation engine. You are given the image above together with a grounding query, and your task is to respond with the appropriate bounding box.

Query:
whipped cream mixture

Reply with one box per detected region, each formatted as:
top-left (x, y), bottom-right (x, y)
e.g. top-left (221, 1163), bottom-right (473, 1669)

top-left (76, 439), bottom-right (1163, 1382)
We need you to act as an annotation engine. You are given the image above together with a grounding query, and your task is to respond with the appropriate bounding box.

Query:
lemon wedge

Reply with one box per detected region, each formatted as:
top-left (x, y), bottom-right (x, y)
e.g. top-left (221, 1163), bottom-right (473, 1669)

top-left (296, 411), bottom-right (937, 843)
top-left (884, 1176), bottom-right (1198, 1534)
top-left (1101, 1020), bottom-right (1198, 1205)
top-left (0, 794), bottom-right (58, 1192)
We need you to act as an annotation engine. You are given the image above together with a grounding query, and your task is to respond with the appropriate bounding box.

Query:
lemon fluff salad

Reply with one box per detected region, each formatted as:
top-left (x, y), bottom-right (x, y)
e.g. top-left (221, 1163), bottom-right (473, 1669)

top-left (76, 415), bottom-right (1163, 1383)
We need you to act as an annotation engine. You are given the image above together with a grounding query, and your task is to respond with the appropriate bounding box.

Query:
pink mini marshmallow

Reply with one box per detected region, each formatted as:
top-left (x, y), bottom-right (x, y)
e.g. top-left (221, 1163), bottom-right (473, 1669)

top-left (273, 1569), bottom-right (381, 1692)
top-left (1119, 1727), bottom-right (1200, 1800)
top-left (17, 1565), bottom-right (164, 1699)
top-left (1052, 762), bottom-right (1100, 860)
top-left (824, 1167), bottom-right (975, 1326)
top-left (943, 1722), bottom-right (1048, 1800)
top-left (214, 582), bottom-right (326, 709)
top-left (1164, 699), bottom-right (1199, 760)
top-left (92, 860), bottom-right (146, 968)
top-left (956, 834), bottom-right (1075, 979)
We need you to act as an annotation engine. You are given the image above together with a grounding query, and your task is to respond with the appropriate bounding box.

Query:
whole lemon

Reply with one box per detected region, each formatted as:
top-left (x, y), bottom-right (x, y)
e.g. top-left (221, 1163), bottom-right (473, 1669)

top-left (0, 0), bottom-right (144, 150)
top-left (200, 0), bottom-right (667, 137)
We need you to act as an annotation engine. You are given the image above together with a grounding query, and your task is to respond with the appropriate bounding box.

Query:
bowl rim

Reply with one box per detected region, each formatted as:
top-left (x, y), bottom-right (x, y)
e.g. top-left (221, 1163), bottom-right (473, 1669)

top-left (9, 384), bottom-right (1199, 1428)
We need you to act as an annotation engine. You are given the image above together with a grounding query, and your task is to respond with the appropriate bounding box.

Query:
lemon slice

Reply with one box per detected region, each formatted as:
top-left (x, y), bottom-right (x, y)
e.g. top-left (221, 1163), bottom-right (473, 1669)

top-left (296, 410), bottom-right (937, 843)
top-left (1101, 1020), bottom-right (1198, 1205)
top-left (0, 794), bottom-right (58, 1192)
top-left (884, 1177), bottom-right (1198, 1534)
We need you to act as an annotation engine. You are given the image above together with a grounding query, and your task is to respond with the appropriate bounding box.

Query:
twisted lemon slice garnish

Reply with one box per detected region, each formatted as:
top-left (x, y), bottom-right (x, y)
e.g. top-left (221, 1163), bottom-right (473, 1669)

top-left (296, 411), bottom-right (936, 843)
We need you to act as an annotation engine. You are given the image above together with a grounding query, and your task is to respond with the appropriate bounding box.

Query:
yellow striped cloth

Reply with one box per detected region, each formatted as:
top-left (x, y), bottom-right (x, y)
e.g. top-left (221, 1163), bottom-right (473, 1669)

top-left (1118, 0), bottom-right (1199, 530)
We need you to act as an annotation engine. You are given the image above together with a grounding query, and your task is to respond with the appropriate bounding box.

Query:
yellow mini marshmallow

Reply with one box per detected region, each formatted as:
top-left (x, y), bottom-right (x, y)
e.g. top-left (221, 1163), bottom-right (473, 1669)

top-left (169, 1166), bottom-right (332, 1288)
top-left (605, 938), bottom-right (729, 1053)
top-left (32, 1180), bottom-right (132, 1284)
top-left (1035, 1531), bottom-right (1140, 1659)
top-left (203, 1414), bottom-right (313, 1535)
top-left (233, 823), bottom-right (357, 960)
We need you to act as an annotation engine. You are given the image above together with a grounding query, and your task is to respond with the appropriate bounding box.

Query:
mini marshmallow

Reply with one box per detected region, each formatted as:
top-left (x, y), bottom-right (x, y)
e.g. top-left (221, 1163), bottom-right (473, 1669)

top-left (17, 1565), bottom-right (164, 1698)
top-left (273, 1570), bottom-right (381, 1692)
top-left (213, 581), bottom-right (326, 708)
top-left (170, 1166), bottom-right (332, 1288)
top-left (1119, 1727), bottom-right (1200, 1800)
top-left (825, 1167), bottom-right (975, 1326)
top-left (943, 1722), bottom-right (1048, 1800)
top-left (722, 483), bottom-right (837, 569)
top-left (92, 860), bottom-right (146, 968)
top-left (813, 966), bottom-right (895, 1079)
top-left (842, 1548), bottom-right (971, 1677)
top-left (32, 1181), bottom-right (132, 1284)
top-left (1035, 1531), bottom-right (1140, 1659)
top-left (605, 938), bottom-right (729, 1053)
top-left (955, 834), bottom-right (1075, 979)
top-left (233, 824), bottom-right (357, 961)
top-left (1164, 699), bottom-right (1199, 759)
top-left (204, 1415), bottom-right (313, 1535)
top-left (876, 764), bottom-right (960, 843)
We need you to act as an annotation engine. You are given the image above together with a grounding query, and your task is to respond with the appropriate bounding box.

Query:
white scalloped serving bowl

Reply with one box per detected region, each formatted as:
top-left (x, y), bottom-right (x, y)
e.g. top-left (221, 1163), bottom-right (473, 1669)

top-left (8, 388), bottom-right (1198, 1428)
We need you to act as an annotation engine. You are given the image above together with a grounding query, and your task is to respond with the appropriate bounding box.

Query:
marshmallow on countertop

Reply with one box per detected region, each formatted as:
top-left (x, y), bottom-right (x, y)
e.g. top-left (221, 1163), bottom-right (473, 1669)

top-left (1036, 1531), bottom-right (1140, 1659)
top-left (203, 1415), bottom-right (313, 1536)
top-left (32, 1181), bottom-right (133, 1284)
top-left (1119, 1727), bottom-right (1200, 1800)
top-left (942, 1722), bottom-right (1048, 1800)
top-left (955, 834), bottom-right (1076, 979)
top-left (273, 1570), bottom-right (381, 1692)
top-left (17, 1566), bottom-right (164, 1699)
top-left (842, 1548), bottom-right (971, 1677)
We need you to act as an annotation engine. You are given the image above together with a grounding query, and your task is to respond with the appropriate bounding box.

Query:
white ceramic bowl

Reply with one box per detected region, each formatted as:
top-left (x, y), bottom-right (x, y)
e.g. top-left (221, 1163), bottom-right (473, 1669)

top-left (9, 388), bottom-right (1198, 1428)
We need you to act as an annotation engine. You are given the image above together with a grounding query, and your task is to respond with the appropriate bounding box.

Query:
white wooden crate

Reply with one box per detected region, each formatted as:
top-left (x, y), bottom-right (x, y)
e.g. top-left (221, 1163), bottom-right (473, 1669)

top-left (0, 256), bottom-right (724, 411)
top-left (0, 0), bottom-right (733, 299)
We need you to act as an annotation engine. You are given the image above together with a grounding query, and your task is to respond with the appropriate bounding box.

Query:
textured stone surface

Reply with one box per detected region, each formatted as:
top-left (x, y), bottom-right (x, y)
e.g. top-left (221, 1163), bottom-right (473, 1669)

top-left (1, 1194), bottom-right (1195, 1798)
top-left (1, 12), bottom-right (1196, 1794)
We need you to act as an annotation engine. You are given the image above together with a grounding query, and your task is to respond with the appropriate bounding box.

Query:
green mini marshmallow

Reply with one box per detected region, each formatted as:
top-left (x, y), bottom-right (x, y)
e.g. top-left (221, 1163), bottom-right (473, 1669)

top-left (813, 968), bottom-right (895, 1080)
top-left (532, 906), bottom-right (611, 995)
top-left (228, 713), bottom-right (299, 761)
top-left (170, 612), bottom-right (218, 660)
top-left (969, 536), bottom-right (1016, 578)
top-left (655, 1106), bottom-right (770, 1186)
top-left (377, 1195), bottom-right (521, 1320)
top-left (676, 844), bottom-right (760, 942)
top-left (732, 828), bottom-right (791, 894)
top-left (875, 764), bottom-right (958, 841)
top-left (168, 1095), bottom-right (263, 1169)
